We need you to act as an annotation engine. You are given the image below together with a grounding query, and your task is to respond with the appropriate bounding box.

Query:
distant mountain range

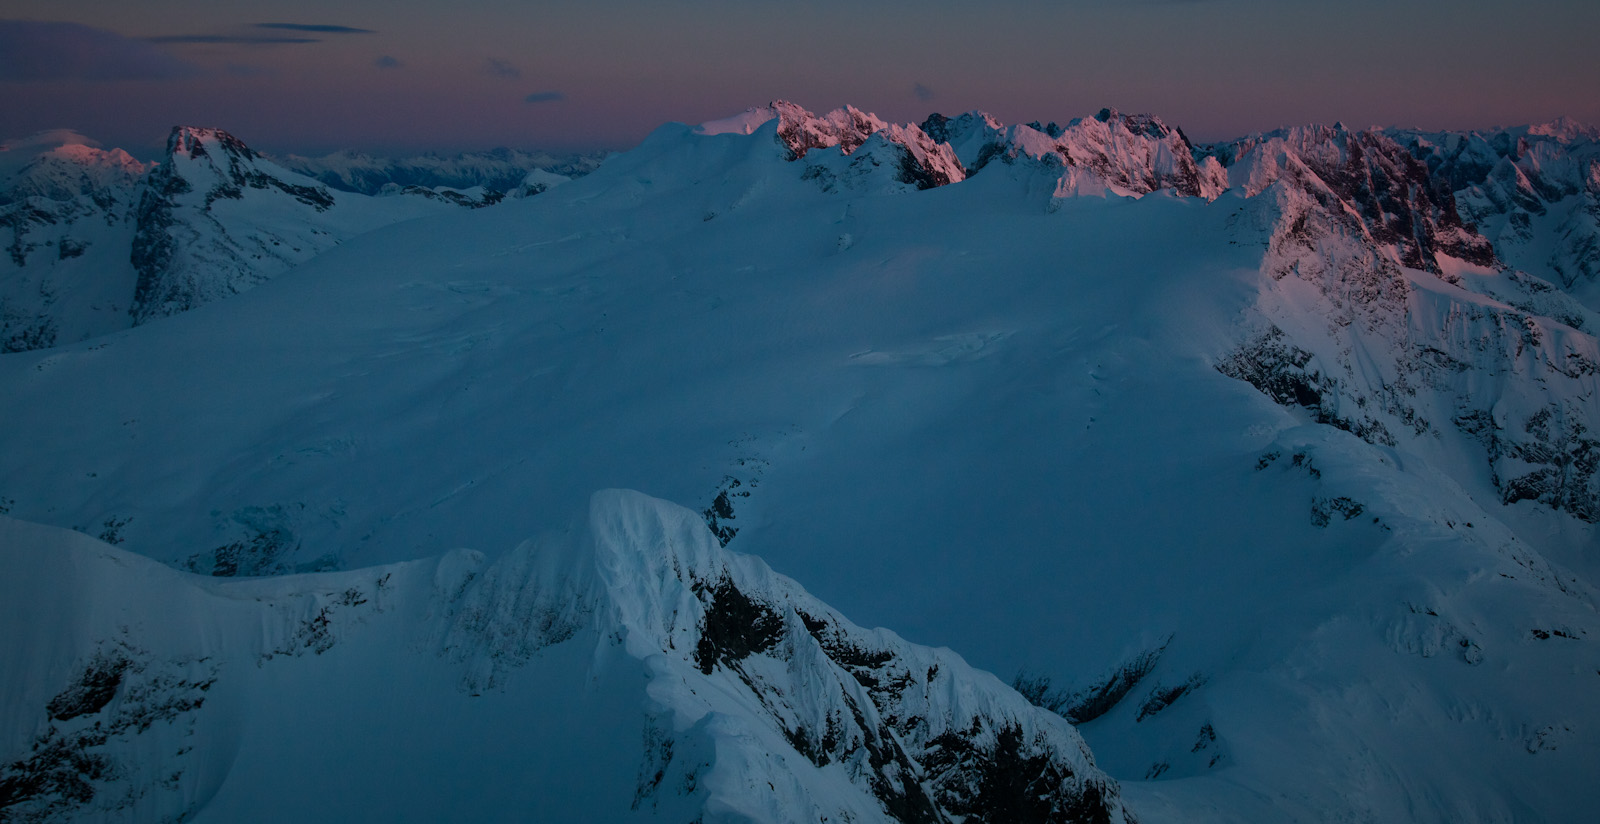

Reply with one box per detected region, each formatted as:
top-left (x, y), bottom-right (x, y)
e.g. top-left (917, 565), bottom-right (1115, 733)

top-left (0, 129), bottom-right (603, 352)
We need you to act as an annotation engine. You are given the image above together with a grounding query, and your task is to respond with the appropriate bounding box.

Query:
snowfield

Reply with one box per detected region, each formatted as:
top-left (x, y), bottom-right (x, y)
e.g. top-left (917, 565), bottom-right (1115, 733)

top-left (2, 103), bottom-right (1598, 822)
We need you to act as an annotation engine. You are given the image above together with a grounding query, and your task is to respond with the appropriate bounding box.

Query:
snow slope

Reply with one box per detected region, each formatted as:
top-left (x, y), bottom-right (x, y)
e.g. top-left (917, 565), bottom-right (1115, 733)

top-left (2, 106), bottom-right (1598, 822)
top-left (0, 490), bottom-right (1126, 823)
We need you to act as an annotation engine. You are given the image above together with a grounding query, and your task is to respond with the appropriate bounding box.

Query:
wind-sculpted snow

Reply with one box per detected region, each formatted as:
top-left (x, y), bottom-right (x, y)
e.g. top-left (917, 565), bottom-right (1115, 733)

top-left (0, 492), bottom-right (1129, 823)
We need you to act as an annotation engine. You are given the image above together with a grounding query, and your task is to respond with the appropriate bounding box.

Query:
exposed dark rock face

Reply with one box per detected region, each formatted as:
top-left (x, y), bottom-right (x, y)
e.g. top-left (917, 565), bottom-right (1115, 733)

top-left (677, 571), bottom-right (1124, 823)
top-left (1461, 405), bottom-right (1600, 521)
top-left (1398, 122), bottom-right (1600, 294)
top-left (701, 476), bottom-right (746, 547)
top-left (1135, 674), bottom-right (1208, 722)
top-left (1014, 639), bottom-right (1168, 725)
top-left (1, 646), bottom-right (216, 823)
top-left (923, 724), bottom-right (1114, 824)
top-left (45, 652), bottom-right (131, 722)
top-left (693, 577), bottom-right (783, 674)
top-left (1216, 326), bottom-right (1397, 447)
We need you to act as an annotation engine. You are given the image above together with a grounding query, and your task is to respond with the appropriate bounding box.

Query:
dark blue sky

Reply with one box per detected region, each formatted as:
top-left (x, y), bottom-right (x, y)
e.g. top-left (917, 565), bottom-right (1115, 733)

top-left (3, 0), bottom-right (1597, 155)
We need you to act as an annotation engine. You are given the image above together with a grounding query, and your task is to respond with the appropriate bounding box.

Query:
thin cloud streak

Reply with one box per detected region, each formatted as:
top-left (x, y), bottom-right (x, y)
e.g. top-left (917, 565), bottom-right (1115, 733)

top-left (255, 23), bottom-right (377, 34)
top-left (147, 34), bottom-right (320, 45)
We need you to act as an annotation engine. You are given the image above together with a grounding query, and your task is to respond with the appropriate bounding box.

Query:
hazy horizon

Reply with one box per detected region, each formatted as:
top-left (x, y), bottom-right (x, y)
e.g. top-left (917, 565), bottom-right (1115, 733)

top-left (4, 0), bottom-right (1599, 157)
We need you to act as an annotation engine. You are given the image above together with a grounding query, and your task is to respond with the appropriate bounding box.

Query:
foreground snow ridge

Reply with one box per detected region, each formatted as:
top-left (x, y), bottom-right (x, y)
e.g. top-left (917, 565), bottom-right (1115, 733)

top-left (0, 491), bottom-right (1127, 823)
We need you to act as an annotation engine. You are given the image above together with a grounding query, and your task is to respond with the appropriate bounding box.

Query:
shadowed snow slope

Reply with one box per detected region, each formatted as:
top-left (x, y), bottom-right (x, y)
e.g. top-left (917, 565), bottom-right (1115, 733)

top-left (2, 106), bottom-right (1599, 823)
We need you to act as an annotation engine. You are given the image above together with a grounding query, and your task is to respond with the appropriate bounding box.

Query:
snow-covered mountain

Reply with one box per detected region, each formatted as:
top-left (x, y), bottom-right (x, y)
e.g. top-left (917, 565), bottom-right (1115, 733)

top-left (0, 132), bottom-right (152, 351)
top-left (0, 490), bottom-right (1127, 823)
top-left (124, 126), bottom-right (487, 324)
top-left (1, 129), bottom-right (585, 352)
top-left (1397, 120), bottom-right (1600, 308)
top-left (277, 146), bottom-right (606, 198)
top-left (2, 104), bottom-right (1598, 822)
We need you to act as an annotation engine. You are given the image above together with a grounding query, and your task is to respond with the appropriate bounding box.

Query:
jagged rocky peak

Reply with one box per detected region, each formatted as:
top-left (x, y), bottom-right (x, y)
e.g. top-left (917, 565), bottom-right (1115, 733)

top-left (768, 100), bottom-right (888, 159)
top-left (697, 101), bottom-right (967, 190)
top-left (152, 125), bottom-right (334, 212)
top-left (1093, 107), bottom-right (1183, 143)
top-left (167, 125), bottom-right (255, 163)
top-left (1223, 123), bottom-right (1498, 274)
top-left (954, 106), bottom-right (1228, 201)
top-left (1526, 115), bottom-right (1600, 143)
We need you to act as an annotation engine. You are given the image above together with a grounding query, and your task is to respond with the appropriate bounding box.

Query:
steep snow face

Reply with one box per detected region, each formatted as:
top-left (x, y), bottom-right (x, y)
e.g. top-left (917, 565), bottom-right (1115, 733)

top-left (0, 133), bottom-right (152, 351)
top-left (0, 491), bottom-right (1129, 823)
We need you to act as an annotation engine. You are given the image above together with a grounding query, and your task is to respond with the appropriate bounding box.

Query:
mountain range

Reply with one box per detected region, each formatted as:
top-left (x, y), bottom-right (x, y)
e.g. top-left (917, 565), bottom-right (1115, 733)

top-left (2, 101), bottom-right (1598, 822)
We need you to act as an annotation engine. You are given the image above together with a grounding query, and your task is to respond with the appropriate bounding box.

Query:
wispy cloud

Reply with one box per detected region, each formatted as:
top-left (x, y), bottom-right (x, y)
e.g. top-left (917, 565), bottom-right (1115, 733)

top-left (147, 34), bottom-right (320, 45)
top-left (913, 82), bottom-right (936, 102)
top-left (0, 20), bottom-right (198, 81)
top-left (374, 55), bottom-right (403, 69)
top-left (524, 91), bottom-right (566, 103)
top-left (484, 58), bottom-right (521, 79)
top-left (255, 23), bottom-right (377, 34)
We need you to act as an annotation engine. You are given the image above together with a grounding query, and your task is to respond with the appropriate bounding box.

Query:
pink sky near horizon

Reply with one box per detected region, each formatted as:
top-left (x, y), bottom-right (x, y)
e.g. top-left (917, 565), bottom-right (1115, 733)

top-left (3, 0), bottom-right (1598, 157)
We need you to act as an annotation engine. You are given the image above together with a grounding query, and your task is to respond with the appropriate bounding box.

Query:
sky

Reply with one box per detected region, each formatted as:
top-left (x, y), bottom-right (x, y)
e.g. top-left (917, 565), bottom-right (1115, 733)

top-left (2, 0), bottom-right (1598, 157)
